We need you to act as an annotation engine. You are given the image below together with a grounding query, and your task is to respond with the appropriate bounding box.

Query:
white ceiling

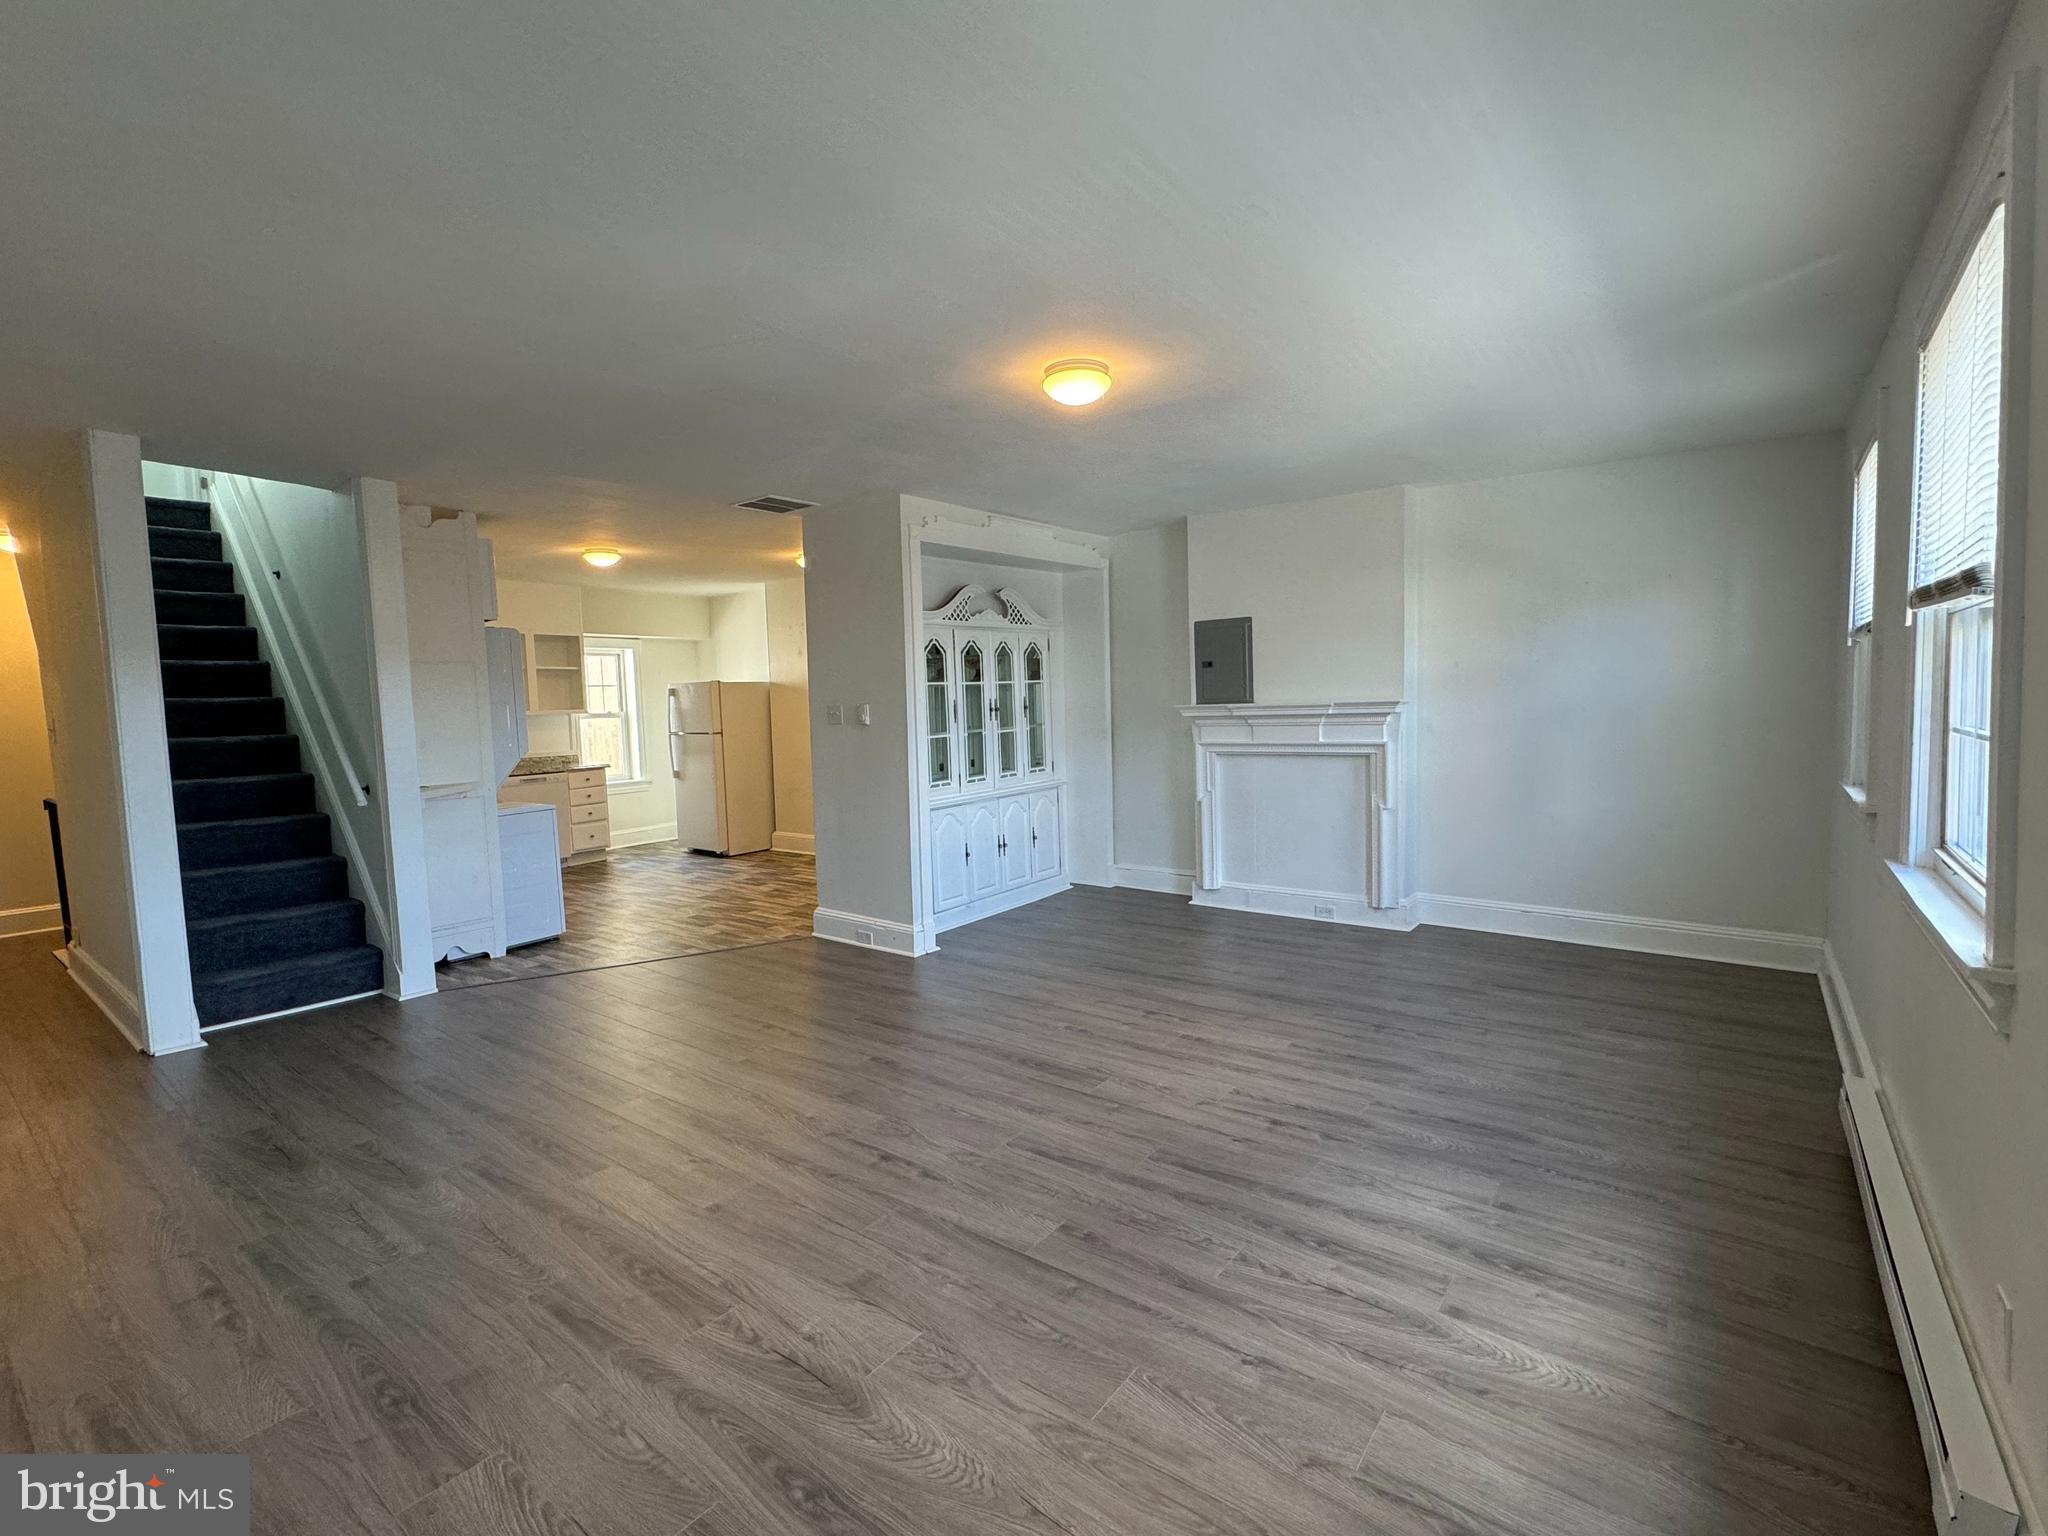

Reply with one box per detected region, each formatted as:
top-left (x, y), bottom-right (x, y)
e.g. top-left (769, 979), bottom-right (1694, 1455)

top-left (0, 0), bottom-right (2013, 585)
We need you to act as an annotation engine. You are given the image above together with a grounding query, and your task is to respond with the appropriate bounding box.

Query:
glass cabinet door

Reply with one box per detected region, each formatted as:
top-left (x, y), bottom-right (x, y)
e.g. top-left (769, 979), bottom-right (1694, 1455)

top-left (994, 642), bottom-right (1020, 778)
top-left (1024, 640), bottom-right (1050, 773)
top-left (960, 641), bottom-right (989, 785)
top-left (923, 637), bottom-right (954, 790)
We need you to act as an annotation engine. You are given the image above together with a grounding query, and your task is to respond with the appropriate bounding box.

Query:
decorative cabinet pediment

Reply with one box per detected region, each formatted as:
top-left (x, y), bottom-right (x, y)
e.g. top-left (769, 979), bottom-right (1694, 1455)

top-left (923, 582), bottom-right (1050, 628)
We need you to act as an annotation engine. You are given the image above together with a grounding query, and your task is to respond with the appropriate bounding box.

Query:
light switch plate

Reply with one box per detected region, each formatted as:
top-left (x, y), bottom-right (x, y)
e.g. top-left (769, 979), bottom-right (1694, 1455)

top-left (857, 704), bottom-right (872, 726)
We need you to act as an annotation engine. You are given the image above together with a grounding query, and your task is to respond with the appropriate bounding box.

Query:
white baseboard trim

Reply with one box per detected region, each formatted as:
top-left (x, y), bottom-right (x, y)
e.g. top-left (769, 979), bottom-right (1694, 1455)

top-left (608, 823), bottom-right (679, 850)
top-left (64, 943), bottom-right (151, 1053)
top-left (1193, 882), bottom-right (1421, 931)
top-left (1818, 940), bottom-right (1876, 1080)
top-left (934, 877), bottom-right (1072, 934)
top-left (1413, 893), bottom-right (1823, 973)
top-left (812, 907), bottom-right (922, 956)
top-left (1112, 864), bottom-right (1195, 896)
top-left (771, 832), bottom-right (816, 856)
top-left (0, 903), bottom-right (62, 938)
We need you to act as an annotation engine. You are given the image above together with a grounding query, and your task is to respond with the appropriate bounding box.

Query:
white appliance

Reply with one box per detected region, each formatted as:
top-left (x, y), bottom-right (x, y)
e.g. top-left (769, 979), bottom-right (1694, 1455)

top-left (497, 803), bottom-right (566, 947)
top-left (485, 625), bottom-right (529, 783)
top-left (669, 681), bottom-right (774, 854)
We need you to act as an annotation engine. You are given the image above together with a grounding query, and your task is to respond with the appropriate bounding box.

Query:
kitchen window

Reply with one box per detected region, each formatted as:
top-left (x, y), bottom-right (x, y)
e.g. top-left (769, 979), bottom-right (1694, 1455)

top-left (578, 644), bottom-right (642, 784)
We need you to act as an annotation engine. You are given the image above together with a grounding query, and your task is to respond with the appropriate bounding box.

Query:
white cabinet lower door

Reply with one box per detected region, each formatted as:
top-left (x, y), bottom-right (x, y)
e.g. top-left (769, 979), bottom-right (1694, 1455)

top-left (1029, 790), bottom-right (1063, 882)
top-left (966, 801), bottom-right (1004, 903)
top-left (930, 807), bottom-right (971, 913)
top-left (999, 795), bottom-right (1034, 888)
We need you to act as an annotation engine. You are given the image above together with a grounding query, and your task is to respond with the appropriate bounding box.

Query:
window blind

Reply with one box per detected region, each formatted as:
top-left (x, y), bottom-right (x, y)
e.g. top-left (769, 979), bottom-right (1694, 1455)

top-left (1848, 442), bottom-right (1878, 634)
top-left (1910, 203), bottom-right (2006, 610)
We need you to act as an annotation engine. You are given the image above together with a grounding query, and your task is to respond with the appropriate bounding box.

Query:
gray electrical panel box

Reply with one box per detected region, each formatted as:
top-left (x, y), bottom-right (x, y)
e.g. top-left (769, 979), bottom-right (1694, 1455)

top-left (1193, 617), bottom-right (1254, 704)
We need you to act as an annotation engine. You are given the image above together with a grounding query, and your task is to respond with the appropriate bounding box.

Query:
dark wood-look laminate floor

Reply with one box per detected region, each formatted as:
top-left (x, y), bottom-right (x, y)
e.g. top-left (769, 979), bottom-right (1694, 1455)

top-left (437, 843), bottom-right (817, 989)
top-left (1, 888), bottom-right (1922, 1536)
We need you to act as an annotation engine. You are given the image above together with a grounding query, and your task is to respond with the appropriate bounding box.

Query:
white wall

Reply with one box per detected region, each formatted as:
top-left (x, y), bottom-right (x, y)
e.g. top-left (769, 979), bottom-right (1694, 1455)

top-left (3, 429), bottom-right (198, 1051)
top-left (765, 576), bottom-right (814, 853)
top-left (1414, 436), bottom-right (1841, 936)
top-left (707, 587), bottom-right (770, 680)
top-left (804, 494), bottom-right (917, 935)
top-left (0, 549), bottom-right (59, 933)
top-left (1187, 486), bottom-right (1406, 703)
top-left (1108, 521), bottom-right (1197, 882)
top-left (1828, 1), bottom-right (2048, 1515)
top-left (594, 633), bottom-right (705, 845)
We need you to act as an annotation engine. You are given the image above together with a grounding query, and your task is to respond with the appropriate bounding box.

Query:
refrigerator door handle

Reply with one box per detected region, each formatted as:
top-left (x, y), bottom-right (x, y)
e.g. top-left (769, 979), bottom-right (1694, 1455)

top-left (669, 732), bottom-right (681, 776)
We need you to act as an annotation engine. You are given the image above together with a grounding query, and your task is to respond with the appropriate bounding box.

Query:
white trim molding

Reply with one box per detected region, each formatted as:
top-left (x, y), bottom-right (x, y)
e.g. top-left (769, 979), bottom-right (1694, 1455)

top-left (0, 903), bottom-right (62, 938)
top-left (1113, 864), bottom-right (1196, 896)
top-left (63, 943), bottom-right (152, 1053)
top-left (608, 822), bottom-right (680, 850)
top-left (771, 831), bottom-right (817, 856)
top-left (1180, 701), bottom-right (1411, 924)
top-left (1416, 893), bottom-right (1823, 973)
top-left (812, 907), bottom-right (925, 956)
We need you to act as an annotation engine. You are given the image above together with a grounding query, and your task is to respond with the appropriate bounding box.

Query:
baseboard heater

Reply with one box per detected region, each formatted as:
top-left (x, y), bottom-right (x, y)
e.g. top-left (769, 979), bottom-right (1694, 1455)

top-left (1840, 1077), bottom-right (2020, 1535)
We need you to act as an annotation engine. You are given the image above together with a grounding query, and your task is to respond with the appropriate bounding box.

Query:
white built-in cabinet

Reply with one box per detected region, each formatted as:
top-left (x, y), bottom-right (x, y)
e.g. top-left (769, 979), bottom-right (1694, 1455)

top-left (920, 583), bottom-right (1067, 931)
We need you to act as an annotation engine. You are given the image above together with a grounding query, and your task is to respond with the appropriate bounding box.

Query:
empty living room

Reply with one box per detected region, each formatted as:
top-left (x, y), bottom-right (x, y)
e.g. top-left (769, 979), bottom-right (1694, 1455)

top-left (3, 2), bottom-right (2046, 1533)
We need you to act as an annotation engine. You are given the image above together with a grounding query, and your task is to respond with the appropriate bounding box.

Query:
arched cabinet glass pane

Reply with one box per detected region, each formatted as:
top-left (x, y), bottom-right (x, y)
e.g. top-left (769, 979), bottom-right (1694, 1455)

top-left (960, 642), bottom-right (988, 784)
top-left (924, 639), bottom-right (952, 788)
top-left (994, 642), bottom-right (1020, 778)
top-left (1024, 641), bottom-right (1049, 773)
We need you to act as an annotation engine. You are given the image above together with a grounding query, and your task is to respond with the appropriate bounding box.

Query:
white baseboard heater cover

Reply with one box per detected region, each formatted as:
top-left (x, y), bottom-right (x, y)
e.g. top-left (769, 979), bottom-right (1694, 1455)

top-left (1841, 1077), bottom-right (2019, 1535)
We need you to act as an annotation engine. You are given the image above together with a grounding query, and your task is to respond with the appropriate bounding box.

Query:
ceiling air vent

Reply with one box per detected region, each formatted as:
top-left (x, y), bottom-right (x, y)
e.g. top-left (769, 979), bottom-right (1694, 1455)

top-left (734, 495), bottom-right (816, 514)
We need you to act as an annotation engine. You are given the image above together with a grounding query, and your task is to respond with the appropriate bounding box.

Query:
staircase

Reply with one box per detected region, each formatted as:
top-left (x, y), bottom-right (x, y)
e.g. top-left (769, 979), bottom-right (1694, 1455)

top-left (147, 495), bottom-right (384, 1027)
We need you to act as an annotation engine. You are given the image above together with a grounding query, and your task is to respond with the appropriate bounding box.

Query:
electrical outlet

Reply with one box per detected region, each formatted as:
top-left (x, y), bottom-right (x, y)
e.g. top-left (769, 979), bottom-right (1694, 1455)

top-left (1313, 903), bottom-right (1336, 919)
top-left (855, 927), bottom-right (875, 946)
top-left (1997, 1285), bottom-right (2014, 1380)
top-left (824, 703), bottom-right (844, 726)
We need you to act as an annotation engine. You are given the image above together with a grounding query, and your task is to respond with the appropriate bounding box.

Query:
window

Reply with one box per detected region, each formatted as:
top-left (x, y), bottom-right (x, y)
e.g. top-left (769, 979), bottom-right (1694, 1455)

top-left (577, 644), bottom-right (642, 783)
top-left (1844, 442), bottom-right (1878, 800)
top-left (1907, 202), bottom-right (2005, 910)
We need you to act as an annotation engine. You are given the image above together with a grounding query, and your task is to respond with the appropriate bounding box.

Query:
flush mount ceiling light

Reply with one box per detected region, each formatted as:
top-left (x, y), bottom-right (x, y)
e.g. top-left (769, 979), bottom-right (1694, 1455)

top-left (581, 547), bottom-right (622, 569)
top-left (0, 529), bottom-right (17, 555)
top-left (795, 553), bottom-right (807, 569)
top-left (1042, 357), bottom-right (1112, 407)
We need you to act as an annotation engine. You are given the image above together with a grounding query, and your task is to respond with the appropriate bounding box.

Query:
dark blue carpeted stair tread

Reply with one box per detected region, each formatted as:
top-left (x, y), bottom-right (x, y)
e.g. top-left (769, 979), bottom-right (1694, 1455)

top-left (191, 944), bottom-right (383, 1027)
top-left (182, 855), bottom-right (349, 919)
top-left (162, 658), bottom-right (271, 697)
top-left (171, 772), bottom-right (315, 822)
top-left (145, 496), bottom-right (211, 531)
top-left (148, 526), bottom-right (223, 561)
top-left (169, 733), bottom-right (300, 777)
top-left (187, 898), bottom-right (366, 973)
top-left (154, 590), bottom-right (247, 626)
top-left (165, 696), bottom-right (284, 737)
top-left (151, 556), bottom-right (236, 594)
top-left (177, 812), bottom-right (332, 870)
top-left (157, 623), bottom-right (259, 660)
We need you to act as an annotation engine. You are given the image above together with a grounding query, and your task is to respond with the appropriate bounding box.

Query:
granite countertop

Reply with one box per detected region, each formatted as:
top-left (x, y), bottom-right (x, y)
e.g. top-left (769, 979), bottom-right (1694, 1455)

top-left (507, 756), bottom-right (608, 777)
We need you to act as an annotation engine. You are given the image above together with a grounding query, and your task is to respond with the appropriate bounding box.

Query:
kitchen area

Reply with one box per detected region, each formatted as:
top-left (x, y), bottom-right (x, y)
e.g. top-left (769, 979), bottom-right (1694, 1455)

top-left (406, 508), bottom-right (816, 990)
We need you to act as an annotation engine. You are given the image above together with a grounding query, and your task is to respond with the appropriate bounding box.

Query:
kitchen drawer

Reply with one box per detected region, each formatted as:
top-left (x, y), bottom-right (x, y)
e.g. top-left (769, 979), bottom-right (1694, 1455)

top-left (569, 801), bottom-right (608, 826)
top-left (569, 784), bottom-right (607, 807)
top-left (571, 821), bottom-right (609, 851)
top-left (569, 768), bottom-right (606, 789)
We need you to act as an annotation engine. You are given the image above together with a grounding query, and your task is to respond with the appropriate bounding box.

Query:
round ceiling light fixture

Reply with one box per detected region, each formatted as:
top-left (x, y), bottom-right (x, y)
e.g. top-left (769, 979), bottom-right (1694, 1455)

top-left (581, 547), bottom-right (622, 569)
top-left (1042, 357), bottom-right (1112, 407)
top-left (795, 552), bottom-right (807, 569)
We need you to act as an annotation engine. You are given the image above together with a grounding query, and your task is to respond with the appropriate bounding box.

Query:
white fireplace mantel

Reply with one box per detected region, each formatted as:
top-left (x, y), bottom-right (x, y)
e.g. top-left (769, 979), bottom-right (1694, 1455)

top-left (1178, 701), bottom-right (1414, 928)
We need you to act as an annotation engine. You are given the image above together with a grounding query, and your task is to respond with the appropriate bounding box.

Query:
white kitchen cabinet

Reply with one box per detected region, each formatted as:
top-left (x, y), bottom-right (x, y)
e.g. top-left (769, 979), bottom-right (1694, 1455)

top-left (498, 803), bottom-right (566, 947)
top-left (925, 785), bottom-right (1065, 934)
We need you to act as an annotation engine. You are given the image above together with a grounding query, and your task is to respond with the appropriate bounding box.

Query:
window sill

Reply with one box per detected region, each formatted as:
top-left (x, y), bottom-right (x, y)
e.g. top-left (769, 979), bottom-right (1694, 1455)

top-left (1885, 860), bottom-right (2016, 1031)
top-left (1840, 782), bottom-right (1877, 817)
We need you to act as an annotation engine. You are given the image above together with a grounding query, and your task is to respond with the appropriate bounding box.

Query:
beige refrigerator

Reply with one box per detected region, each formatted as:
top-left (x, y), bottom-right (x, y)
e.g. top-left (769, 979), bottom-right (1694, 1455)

top-left (668, 681), bottom-right (775, 854)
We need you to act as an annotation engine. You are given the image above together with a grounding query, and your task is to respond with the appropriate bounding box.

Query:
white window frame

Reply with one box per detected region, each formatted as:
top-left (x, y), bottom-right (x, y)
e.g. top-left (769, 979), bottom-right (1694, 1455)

top-left (1893, 85), bottom-right (2032, 1027)
top-left (577, 643), bottom-right (644, 786)
top-left (1842, 437), bottom-right (1879, 810)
